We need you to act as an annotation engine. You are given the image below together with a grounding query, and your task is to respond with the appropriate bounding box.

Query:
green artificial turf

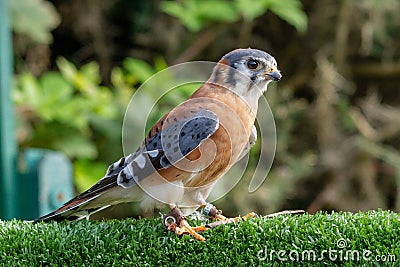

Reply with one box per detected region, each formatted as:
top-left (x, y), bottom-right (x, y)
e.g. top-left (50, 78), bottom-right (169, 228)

top-left (0, 210), bottom-right (399, 266)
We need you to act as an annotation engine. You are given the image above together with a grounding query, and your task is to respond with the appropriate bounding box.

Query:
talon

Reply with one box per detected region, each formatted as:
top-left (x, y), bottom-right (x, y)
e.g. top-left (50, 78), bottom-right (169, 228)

top-left (163, 207), bottom-right (206, 241)
top-left (243, 212), bottom-right (258, 220)
top-left (167, 222), bottom-right (177, 232)
top-left (190, 225), bottom-right (209, 233)
top-left (215, 214), bottom-right (227, 221)
top-left (180, 220), bottom-right (206, 242)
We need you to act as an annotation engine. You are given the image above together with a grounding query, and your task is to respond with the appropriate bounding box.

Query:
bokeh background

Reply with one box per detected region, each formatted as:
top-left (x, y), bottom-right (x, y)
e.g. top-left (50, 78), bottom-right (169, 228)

top-left (8, 0), bottom-right (400, 217)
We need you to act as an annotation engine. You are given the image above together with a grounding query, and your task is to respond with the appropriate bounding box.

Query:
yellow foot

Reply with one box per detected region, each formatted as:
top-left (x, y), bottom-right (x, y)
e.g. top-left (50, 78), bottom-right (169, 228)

top-left (163, 207), bottom-right (207, 242)
top-left (162, 205), bottom-right (261, 241)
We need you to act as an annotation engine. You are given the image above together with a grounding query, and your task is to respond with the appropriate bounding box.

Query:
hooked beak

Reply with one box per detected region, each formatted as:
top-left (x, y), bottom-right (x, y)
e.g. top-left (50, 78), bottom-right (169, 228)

top-left (265, 69), bottom-right (282, 81)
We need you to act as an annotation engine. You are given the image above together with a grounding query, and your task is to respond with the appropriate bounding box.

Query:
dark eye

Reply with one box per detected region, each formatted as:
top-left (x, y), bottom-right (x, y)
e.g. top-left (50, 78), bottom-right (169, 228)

top-left (247, 59), bottom-right (259, 70)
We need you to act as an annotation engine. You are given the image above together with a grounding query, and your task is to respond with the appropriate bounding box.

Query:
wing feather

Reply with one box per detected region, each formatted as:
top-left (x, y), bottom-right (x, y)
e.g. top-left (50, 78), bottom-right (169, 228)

top-left (33, 109), bottom-right (219, 222)
top-left (117, 109), bottom-right (219, 187)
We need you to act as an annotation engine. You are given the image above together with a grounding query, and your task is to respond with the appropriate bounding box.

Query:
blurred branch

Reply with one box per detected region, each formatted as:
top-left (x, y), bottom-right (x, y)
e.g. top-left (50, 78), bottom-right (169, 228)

top-left (351, 62), bottom-right (400, 77)
top-left (359, 93), bottom-right (400, 141)
top-left (349, 107), bottom-right (378, 141)
top-left (312, 55), bottom-right (346, 168)
top-left (172, 24), bottom-right (225, 64)
top-left (356, 137), bottom-right (400, 211)
top-left (334, 0), bottom-right (352, 70)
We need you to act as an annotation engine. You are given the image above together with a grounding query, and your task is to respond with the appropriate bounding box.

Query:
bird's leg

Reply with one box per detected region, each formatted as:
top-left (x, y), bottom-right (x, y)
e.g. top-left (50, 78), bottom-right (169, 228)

top-left (162, 206), bottom-right (207, 242)
top-left (162, 204), bottom-right (260, 241)
top-left (202, 202), bottom-right (225, 220)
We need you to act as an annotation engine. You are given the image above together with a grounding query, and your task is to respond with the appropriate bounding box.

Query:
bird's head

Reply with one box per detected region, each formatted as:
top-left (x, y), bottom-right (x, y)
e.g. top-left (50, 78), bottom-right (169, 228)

top-left (210, 48), bottom-right (281, 102)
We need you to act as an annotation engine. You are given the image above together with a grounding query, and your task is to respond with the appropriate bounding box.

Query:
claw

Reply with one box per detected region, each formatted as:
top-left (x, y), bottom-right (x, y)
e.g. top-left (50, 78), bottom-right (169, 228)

top-left (177, 220), bottom-right (206, 242)
top-left (163, 207), bottom-right (206, 241)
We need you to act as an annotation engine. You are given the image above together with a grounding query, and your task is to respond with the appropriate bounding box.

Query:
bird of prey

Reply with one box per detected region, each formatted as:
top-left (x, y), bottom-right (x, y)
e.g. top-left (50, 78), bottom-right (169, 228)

top-left (33, 48), bottom-right (281, 241)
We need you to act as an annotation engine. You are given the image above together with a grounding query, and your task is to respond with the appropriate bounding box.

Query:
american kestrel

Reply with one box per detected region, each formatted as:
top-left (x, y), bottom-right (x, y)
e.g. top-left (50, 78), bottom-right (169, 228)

top-left (33, 48), bottom-right (281, 241)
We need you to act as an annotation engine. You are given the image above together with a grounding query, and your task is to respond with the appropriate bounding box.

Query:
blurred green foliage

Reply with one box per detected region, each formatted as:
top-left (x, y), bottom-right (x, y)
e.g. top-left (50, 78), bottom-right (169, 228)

top-left (161, 0), bottom-right (307, 32)
top-left (13, 58), bottom-right (151, 191)
top-left (12, 52), bottom-right (200, 194)
top-left (8, 0), bottom-right (60, 44)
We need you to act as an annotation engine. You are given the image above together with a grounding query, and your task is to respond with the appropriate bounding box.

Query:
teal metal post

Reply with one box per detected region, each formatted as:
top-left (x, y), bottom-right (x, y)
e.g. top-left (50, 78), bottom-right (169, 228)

top-left (0, 0), bottom-right (18, 219)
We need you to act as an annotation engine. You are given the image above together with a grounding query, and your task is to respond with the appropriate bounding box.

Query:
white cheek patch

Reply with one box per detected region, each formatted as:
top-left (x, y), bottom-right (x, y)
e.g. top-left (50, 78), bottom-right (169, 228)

top-left (134, 153), bottom-right (146, 168)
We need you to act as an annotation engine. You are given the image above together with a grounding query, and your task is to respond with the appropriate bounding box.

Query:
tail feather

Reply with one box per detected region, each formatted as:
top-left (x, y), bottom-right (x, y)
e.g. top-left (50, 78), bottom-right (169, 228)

top-left (32, 194), bottom-right (101, 223)
top-left (32, 173), bottom-right (119, 223)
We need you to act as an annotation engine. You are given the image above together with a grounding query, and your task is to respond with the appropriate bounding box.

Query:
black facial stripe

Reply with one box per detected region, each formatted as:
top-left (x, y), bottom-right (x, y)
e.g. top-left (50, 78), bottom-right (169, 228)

top-left (226, 65), bottom-right (237, 87)
top-left (212, 68), bottom-right (220, 84)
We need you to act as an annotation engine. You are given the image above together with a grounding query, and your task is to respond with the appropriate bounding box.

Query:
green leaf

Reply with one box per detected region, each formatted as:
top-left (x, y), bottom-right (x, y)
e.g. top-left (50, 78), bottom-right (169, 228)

top-left (56, 57), bottom-right (78, 84)
top-left (197, 1), bottom-right (238, 23)
top-left (235, 0), bottom-right (269, 21)
top-left (57, 58), bottom-right (100, 95)
top-left (40, 72), bottom-right (73, 101)
top-left (91, 87), bottom-right (118, 119)
top-left (29, 123), bottom-right (97, 158)
top-left (53, 98), bottom-right (89, 130)
top-left (8, 0), bottom-right (60, 44)
top-left (161, 0), bottom-right (238, 32)
top-left (161, 0), bottom-right (307, 32)
top-left (52, 131), bottom-right (97, 159)
top-left (123, 58), bottom-right (155, 83)
top-left (89, 116), bottom-right (122, 140)
top-left (180, 15), bottom-right (204, 32)
top-left (266, 0), bottom-right (308, 33)
top-left (154, 57), bottom-right (168, 72)
top-left (160, 1), bottom-right (185, 18)
top-left (74, 159), bottom-right (108, 192)
top-left (37, 72), bottom-right (73, 121)
top-left (80, 62), bottom-right (101, 85)
top-left (161, 1), bottom-right (201, 31)
top-left (14, 73), bottom-right (42, 107)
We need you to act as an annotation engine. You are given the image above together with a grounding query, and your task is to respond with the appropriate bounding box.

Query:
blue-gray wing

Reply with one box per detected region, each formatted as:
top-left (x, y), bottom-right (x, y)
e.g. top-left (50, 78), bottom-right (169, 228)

top-left (107, 109), bottom-right (219, 188)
